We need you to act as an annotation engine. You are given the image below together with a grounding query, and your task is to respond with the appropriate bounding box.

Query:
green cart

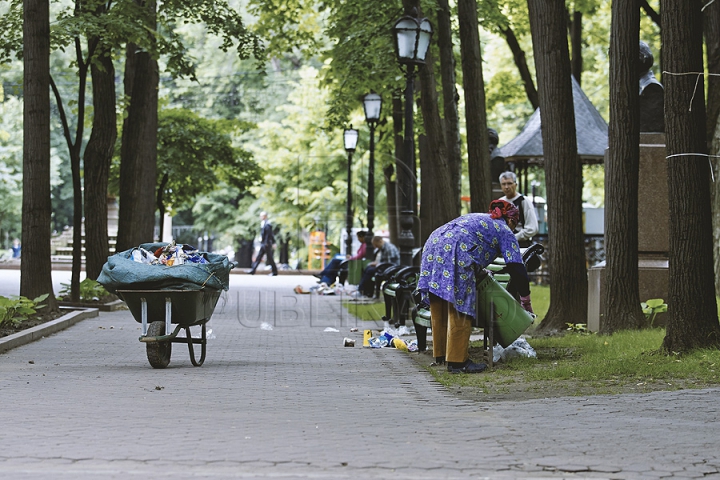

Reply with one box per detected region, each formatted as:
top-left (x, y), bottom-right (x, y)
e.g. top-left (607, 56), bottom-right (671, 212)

top-left (117, 288), bottom-right (221, 369)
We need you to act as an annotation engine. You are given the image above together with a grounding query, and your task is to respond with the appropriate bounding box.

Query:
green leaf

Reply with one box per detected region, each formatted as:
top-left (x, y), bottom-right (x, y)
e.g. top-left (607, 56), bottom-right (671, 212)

top-left (645, 299), bottom-right (665, 308)
top-left (32, 294), bottom-right (50, 303)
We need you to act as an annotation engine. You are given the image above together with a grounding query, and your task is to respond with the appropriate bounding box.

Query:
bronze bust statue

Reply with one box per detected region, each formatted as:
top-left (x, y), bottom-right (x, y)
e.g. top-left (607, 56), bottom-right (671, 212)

top-left (639, 41), bottom-right (664, 133)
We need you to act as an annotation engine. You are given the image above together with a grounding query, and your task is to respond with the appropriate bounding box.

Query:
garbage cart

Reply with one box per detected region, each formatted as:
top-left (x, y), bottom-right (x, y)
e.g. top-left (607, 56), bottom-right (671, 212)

top-left (98, 242), bottom-right (233, 368)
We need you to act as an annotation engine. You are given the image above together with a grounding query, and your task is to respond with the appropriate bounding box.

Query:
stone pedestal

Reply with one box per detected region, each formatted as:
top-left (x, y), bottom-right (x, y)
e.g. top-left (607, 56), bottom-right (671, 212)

top-left (587, 133), bottom-right (670, 331)
top-left (637, 133), bottom-right (669, 253)
top-left (587, 256), bottom-right (669, 331)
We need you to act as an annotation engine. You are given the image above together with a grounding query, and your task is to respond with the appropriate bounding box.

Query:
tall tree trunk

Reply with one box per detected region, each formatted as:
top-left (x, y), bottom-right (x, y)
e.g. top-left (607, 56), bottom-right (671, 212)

top-left (156, 172), bottom-right (169, 240)
top-left (417, 45), bottom-right (458, 237)
top-left (459, 0), bottom-right (491, 214)
top-left (387, 94), bottom-right (403, 246)
top-left (570, 11), bottom-right (583, 85)
top-left (601, 0), bottom-right (646, 334)
top-left (21, 0), bottom-right (58, 310)
top-left (416, 45), bottom-right (460, 242)
top-left (501, 26), bottom-right (539, 110)
top-left (436, 0), bottom-right (462, 212)
top-left (704, 3), bottom-right (720, 145)
top-left (50, 35), bottom-right (90, 302)
top-left (117, 0), bottom-right (158, 252)
top-left (399, 0), bottom-right (456, 250)
top-left (384, 164), bottom-right (398, 246)
top-left (661, 0), bottom-right (720, 352)
top-left (707, 0), bottom-right (720, 297)
top-left (528, 0), bottom-right (588, 332)
top-left (84, 42), bottom-right (116, 280)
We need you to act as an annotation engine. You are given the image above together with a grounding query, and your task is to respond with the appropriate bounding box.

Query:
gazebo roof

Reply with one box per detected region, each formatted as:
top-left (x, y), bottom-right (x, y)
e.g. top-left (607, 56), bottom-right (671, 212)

top-left (500, 76), bottom-right (608, 165)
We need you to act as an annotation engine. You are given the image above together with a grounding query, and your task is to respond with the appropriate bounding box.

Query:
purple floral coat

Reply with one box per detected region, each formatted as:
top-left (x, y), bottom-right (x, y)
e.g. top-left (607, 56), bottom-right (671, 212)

top-left (417, 213), bottom-right (522, 318)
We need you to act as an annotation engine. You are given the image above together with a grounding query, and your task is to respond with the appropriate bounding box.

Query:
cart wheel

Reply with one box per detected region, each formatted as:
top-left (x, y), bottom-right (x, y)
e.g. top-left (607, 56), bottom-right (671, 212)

top-left (146, 321), bottom-right (172, 369)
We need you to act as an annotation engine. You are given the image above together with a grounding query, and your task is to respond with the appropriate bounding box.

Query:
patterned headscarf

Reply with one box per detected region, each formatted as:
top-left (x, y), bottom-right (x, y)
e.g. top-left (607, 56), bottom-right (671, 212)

top-left (488, 199), bottom-right (520, 224)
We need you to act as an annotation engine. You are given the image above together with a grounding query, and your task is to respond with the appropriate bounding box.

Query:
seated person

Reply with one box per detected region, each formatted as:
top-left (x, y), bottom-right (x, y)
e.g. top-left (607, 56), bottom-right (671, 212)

top-left (317, 231), bottom-right (367, 285)
top-left (357, 236), bottom-right (400, 298)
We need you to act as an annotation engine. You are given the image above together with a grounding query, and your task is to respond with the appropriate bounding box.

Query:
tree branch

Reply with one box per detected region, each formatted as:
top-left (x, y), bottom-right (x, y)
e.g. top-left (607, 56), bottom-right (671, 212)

top-left (49, 75), bottom-right (75, 155)
top-left (501, 26), bottom-right (539, 110)
top-left (641, 0), bottom-right (661, 28)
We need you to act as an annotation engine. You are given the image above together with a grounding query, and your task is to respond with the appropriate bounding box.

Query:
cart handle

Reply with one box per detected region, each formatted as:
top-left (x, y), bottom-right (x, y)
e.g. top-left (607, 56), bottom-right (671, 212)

top-left (139, 323), bottom-right (182, 343)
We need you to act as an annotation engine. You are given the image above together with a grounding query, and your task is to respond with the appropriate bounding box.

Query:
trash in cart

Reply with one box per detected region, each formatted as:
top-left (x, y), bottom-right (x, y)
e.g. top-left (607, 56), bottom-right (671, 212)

top-left (98, 242), bottom-right (233, 369)
top-left (130, 242), bottom-right (210, 266)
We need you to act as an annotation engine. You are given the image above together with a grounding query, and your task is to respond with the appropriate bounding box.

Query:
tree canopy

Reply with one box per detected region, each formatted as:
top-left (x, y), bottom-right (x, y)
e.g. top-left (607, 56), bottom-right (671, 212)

top-left (156, 108), bottom-right (260, 217)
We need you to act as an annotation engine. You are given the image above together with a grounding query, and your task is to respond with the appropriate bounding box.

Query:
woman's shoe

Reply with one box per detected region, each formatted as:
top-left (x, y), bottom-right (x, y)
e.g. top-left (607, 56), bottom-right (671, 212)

top-left (447, 359), bottom-right (487, 374)
top-left (430, 356), bottom-right (446, 366)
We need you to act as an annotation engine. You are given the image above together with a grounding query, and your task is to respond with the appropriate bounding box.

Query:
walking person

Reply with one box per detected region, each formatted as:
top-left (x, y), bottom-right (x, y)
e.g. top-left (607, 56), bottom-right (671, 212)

top-left (248, 211), bottom-right (278, 276)
top-left (417, 200), bottom-right (534, 373)
top-left (498, 171), bottom-right (539, 248)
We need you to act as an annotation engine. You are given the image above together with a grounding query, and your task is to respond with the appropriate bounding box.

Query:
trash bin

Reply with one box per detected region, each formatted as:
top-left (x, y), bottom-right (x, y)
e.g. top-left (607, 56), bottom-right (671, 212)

top-left (476, 273), bottom-right (534, 348)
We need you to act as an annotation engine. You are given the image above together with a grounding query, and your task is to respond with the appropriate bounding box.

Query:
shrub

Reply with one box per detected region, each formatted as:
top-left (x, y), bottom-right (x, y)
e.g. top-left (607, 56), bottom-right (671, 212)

top-left (58, 279), bottom-right (110, 302)
top-left (0, 294), bottom-right (49, 327)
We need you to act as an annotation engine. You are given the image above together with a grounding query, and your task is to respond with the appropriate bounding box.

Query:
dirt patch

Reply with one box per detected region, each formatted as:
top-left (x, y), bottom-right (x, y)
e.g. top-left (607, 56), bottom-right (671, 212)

top-left (1, 292), bottom-right (122, 339)
top-left (410, 348), bottom-right (717, 402)
top-left (0, 309), bottom-right (67, 339)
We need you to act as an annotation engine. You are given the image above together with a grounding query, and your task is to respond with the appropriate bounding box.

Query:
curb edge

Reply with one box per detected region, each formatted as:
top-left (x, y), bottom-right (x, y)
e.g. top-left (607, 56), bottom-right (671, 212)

top-left (0, 307), bottom-right (100, 354)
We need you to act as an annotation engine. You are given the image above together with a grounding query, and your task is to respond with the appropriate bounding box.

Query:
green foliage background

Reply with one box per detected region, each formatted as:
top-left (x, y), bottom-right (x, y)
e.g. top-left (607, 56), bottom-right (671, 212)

top-left (0, 0), bottom-right (664, 258)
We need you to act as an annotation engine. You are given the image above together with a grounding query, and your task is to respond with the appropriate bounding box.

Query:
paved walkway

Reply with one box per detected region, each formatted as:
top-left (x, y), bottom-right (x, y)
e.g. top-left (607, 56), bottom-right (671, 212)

top-left (1, 272), bottom-right (719, 479)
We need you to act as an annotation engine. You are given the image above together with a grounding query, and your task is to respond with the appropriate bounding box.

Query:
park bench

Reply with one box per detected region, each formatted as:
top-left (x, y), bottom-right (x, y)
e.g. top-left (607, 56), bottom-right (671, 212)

top-left (380, 265), bottom-right (419, 328)
top-left (335, 258), bottom-right (373, 286)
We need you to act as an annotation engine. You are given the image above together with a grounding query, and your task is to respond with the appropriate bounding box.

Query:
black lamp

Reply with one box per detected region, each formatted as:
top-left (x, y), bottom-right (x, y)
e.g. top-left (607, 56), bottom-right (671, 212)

top-left (362, 93), bottom-right (382, 259)
top-left (392, 9), bottom-right (433, 266)
top-left (343, 127), bottom-right (359, 257)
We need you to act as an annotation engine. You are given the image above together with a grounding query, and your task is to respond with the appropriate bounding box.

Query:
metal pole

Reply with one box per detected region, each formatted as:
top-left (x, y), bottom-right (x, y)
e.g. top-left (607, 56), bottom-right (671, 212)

top-left (397, 65), bottom-right (416, 267)
top-left (365, 122), bottom-right (376, 260)
top-left (345, 151), bottom-right (353, 256)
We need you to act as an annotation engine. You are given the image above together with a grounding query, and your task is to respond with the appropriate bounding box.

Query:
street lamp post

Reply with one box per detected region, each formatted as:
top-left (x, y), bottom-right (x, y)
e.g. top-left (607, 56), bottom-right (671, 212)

top-left (362, 93), bottom-right (382, 260)
top-left (392, 9), bottom-right (433, 266)
top-left (343, 127), bottom-right (359, 257)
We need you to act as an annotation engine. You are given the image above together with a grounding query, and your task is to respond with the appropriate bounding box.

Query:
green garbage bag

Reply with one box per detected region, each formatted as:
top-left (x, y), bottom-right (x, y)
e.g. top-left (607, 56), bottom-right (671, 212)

top-left (97, 242), bottom-right (233, 293)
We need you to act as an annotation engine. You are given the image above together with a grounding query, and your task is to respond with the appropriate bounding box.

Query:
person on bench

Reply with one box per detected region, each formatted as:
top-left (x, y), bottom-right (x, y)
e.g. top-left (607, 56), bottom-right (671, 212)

top-left (316, 231), bottom-right (367, 286)
top-left (416, 200), bottom-right (534, 374)
top-left (357, 236), bottom-right (400, 298)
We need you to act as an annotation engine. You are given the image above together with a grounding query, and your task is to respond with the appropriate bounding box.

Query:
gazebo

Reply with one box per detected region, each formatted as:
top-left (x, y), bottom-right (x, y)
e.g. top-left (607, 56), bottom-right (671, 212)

top-left (500, 76), bottom-right (608, 194)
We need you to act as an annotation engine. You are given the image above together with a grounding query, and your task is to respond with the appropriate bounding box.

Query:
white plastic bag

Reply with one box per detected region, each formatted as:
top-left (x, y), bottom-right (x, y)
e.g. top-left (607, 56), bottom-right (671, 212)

top-left (493, 338), bottom-right (537, 363)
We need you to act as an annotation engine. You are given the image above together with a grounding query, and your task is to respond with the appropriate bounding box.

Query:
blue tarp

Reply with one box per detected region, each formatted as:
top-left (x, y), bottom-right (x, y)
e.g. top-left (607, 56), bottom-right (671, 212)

top-left (98, 243), bottom-right (233, 293)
